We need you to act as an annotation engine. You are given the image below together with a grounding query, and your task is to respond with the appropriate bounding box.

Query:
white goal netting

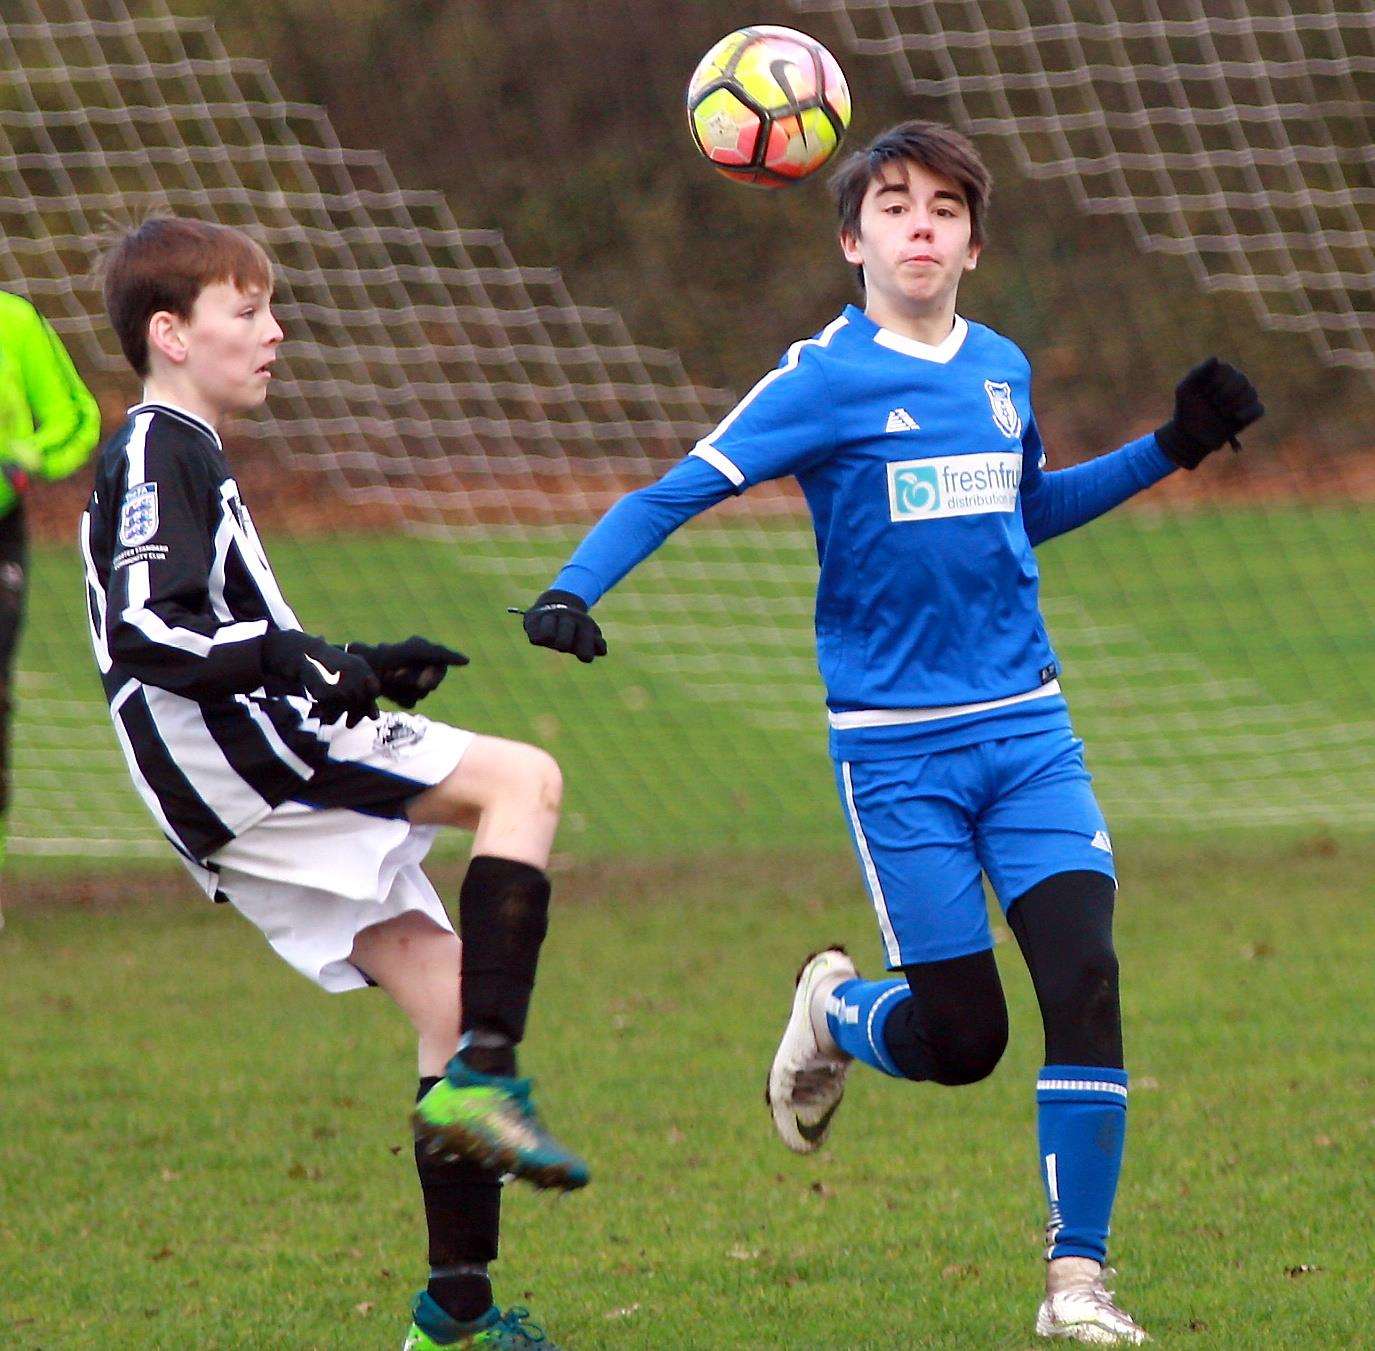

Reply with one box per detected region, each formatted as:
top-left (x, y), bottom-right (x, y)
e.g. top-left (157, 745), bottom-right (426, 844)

top-left (3, 0), bottom-right (831, 862)
top-left (793, 0), bottom-right (1375, 378)
top-left (2, 0), bottom-right (1373, 869)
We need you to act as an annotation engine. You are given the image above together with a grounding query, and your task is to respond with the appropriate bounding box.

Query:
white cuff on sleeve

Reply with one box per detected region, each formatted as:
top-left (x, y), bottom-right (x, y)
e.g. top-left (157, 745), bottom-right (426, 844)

top-left (689, 441), bottom-right (746, 489)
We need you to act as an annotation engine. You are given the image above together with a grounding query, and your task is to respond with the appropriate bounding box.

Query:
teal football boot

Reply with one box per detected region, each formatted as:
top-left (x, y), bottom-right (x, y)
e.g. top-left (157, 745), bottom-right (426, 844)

top-left (403, 1292), bottom-right (559, 1347)
top-left (413, 1058), bottom-right (589, 1192)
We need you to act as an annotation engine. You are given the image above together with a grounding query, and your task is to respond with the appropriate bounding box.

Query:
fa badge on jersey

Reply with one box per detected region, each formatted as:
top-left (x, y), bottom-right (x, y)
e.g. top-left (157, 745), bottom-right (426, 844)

top-left (984, 380), bottom-right (1022, 439)
top-left (118, 483), bottom-right (160, 546)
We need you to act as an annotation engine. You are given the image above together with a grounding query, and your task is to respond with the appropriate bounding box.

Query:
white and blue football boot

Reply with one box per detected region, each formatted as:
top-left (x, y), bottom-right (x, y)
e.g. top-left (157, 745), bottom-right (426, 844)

top-left (1036, 1259), bottom-right (1149, 1344)
top-left (765, 947), bottom-right (857, 1153)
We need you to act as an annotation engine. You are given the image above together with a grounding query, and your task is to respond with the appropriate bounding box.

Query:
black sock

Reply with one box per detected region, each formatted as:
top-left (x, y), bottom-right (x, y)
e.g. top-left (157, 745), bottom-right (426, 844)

top-left (456, 856), bottom-right (551, 1076)
top-left (415, 1077), bottom-right (500, 1323)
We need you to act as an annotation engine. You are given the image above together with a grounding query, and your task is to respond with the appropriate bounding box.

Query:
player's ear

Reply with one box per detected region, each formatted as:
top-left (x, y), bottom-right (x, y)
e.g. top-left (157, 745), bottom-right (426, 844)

top-left (964, 241), bottom-right (982, 272)
top-left (147, 310), bottom-right (189, 365)
top-left (840, 228), bottom-right (863, 267)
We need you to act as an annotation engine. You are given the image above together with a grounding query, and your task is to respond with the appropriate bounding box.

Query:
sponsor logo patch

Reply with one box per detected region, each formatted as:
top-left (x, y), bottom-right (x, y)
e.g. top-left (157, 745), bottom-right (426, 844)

top-left (984, 379), bottom-right (1023, 438)
top-left (887, 452), bottom-right (1021, 521)
top-left (118, 482), bottom-right (159, 546)
top-left (112, 543), bottom-right (169, 571)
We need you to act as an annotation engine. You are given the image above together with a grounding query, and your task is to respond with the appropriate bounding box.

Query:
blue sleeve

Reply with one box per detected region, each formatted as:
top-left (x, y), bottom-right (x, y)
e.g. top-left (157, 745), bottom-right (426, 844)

top-left (1020, 421), bottom-right (1177, 547)
top-left (688, 343), bottom-right (834, 491)
top-left (551, 453), bottom-right (736, 607)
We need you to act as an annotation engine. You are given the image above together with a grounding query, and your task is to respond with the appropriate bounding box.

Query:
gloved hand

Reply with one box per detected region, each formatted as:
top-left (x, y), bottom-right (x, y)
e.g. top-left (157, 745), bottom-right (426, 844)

top-left (1154, 357), bottom-right (1264, 470)
top-left (346, 636), bottom-right (469, 708)
top-left (522, 589), bottom-right (606, 664)
top-left (262, 629), bottom-right (380, 726)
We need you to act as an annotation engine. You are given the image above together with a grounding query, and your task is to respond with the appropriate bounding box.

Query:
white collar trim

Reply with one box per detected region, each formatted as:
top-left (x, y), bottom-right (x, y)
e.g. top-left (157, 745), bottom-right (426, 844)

top-left (129, 399), bottom-right (223, 449)
top-left (872, 314), bottom-right (968, 364)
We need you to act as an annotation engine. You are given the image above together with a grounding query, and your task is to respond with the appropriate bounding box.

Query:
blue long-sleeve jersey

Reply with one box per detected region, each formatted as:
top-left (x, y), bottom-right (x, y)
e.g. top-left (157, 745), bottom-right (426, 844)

top-left (553, 304), bottom-right (1175, 760)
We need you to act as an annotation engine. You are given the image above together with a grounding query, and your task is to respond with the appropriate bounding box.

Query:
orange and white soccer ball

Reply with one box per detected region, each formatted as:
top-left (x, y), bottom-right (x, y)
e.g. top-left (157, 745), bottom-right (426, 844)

top-left (687, 26), bottom-right (852, 188)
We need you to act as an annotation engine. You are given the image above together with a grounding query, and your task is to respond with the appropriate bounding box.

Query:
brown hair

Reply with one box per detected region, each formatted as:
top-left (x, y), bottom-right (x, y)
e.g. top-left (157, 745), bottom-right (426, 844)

top-left (830, 121), bottom-right (992, 288)
top-left (101, 216), bottom-right (273, 376)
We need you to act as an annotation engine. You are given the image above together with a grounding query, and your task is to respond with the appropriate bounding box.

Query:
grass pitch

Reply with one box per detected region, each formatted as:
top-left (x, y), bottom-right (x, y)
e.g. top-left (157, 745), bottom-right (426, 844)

top-left (7, 501), bottom-right (1373, 1344)
top-left (3, 835), bottom-right (1372, 1348)
top-left (13, 502), bottom-right (1375, 863)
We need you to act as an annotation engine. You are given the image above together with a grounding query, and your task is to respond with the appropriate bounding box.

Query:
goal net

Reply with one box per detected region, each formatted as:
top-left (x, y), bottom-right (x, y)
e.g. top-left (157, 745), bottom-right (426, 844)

top-left (793, 0), bottom-right (1375, 376)
top-left (2, 0), bottom-right (1373, 871)
top-left (785, 0), bottom-right (1375, 830)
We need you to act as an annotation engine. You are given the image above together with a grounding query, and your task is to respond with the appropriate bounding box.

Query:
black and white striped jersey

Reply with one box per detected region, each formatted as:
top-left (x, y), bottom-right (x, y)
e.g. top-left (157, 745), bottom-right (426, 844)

top-left (81, 402), bottom-right (350, 866)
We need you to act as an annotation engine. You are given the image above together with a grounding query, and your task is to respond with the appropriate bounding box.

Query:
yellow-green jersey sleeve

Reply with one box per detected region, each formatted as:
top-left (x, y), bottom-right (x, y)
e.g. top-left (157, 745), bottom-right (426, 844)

top-left (0, 292), bottom-right (102, 510)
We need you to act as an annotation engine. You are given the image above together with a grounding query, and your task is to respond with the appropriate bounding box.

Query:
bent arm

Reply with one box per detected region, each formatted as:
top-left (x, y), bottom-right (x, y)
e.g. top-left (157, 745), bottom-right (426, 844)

top-left (104, 444), bottom-right (271, 699)
top-left (551, 454), bottom-right (735, 606)
top-left (22, 308), bottom-right (101, 479)
top-left (1022, 433), bottom-right (1176, 547)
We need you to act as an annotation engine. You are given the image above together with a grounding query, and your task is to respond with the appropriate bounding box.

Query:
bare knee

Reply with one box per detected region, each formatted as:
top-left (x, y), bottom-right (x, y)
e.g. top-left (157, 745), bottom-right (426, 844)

top-left (420, 742), bottom-right (561, 826)
top-left (528, 747), bottom-right (562, 816)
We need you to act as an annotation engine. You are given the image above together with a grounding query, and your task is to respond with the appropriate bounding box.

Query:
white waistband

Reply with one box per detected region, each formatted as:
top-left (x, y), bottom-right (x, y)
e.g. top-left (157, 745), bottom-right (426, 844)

top-left (828, 679), bottom-right (1062, 731)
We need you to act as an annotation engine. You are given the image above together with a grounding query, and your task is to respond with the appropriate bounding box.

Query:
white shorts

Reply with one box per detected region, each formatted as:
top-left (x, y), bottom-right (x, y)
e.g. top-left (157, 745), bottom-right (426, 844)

top-left (193, 711), bottom-right (474, 992)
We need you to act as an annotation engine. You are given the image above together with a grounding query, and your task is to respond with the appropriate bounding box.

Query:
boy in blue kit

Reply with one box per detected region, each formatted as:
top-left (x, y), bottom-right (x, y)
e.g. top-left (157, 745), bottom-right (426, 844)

top-left (521, 121), bottom-right (1262, 1343)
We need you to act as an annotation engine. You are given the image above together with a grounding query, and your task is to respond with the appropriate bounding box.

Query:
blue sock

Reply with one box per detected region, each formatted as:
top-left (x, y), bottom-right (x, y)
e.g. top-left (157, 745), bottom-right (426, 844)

top-left (1036, 1065), bottom-right (1129, 1264)
top-left (824, 978), bottom-right (909, 1078)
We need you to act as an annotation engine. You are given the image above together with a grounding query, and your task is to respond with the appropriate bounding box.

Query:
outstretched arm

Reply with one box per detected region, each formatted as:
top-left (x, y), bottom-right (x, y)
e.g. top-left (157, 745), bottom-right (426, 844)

top-left (1020, 432), bottom-right (1175, 547)
top-left (552, 454), bottom-right (736, 607)
top-left (1023, 357), bottom-right (1263, 547)
top-left (524, 339), bottom-right (836, 661)
top-left (523, 454), bottom-right (735, 662)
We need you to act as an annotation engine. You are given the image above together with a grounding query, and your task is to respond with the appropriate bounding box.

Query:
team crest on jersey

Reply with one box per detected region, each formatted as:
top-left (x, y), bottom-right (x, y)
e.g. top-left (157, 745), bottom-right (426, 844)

top-left (374, 712), bottom-right (429, 759)
top-left (118, 483), bottom-right (160, 546)
top-left (984, 380), bottom-right (1022, 439)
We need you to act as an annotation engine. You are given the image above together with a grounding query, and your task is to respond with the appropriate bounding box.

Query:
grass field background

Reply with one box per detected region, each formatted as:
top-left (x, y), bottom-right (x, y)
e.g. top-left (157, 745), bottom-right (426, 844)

top-left (12, 502), bottom-right (1375, 863)
top-left (6, 503), bottom-right (1374, 1345)
top-left (3, 840), bottom-right (1372, 1348)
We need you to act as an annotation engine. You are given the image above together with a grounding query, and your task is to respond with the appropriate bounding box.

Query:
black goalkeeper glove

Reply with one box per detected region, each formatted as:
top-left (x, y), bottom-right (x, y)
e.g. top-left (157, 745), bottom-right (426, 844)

top-left (522, 589), bottom-right (607, 664)
top-left (346, 636), bottom-right (469, 709)
top-left (1154, 356), bottom-right (1264, 470)
top-left (262, 629), bottom-right (381, 727)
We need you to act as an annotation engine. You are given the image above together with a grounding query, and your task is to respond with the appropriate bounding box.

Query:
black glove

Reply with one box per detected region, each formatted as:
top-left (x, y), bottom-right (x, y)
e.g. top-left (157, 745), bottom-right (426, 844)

top-left (262, 629), bottom-right (381, 727)
top-left (1154, 357), bottom-right (1264, 470)
top-left (346, 636), bottom-right (469, 709)
top-left (523, 589), bottom-right (607, 664)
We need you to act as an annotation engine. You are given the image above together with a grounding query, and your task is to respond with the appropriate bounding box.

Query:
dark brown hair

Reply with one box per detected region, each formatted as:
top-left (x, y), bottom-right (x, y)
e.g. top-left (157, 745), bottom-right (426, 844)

top-left (101, 216), bottom-right (273, 376)
top-left (830, 121), bottom-right (992, 287)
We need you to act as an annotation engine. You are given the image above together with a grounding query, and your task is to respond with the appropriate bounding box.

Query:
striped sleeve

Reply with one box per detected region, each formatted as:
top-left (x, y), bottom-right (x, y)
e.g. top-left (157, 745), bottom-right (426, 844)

top-left (551, 453), bottom-right (736, 607)
top-left (688, 319), bottom-right (843, 491)
top-left (103, 416), bottom-right (270, 699)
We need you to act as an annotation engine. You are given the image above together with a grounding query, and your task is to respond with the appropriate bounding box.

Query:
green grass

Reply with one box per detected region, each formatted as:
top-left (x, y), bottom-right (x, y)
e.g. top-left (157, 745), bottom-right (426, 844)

top-left (3, 835), bottom-right (1372, 1348)
top-left (13, 501), bottom-right (1375, 868)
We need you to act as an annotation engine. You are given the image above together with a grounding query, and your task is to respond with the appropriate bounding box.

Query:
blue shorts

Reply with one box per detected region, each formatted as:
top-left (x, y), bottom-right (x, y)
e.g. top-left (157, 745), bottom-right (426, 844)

top-left (834, 728), bottom-right (1115, 969)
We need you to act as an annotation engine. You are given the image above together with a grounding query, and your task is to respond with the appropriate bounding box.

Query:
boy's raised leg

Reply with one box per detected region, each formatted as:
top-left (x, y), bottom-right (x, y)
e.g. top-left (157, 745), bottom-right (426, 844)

top-left (406, 739), bottom-right (589, 1192)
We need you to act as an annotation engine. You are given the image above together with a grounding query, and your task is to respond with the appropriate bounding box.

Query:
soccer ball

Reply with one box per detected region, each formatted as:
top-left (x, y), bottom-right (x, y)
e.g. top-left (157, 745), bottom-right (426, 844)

top-left (687, 26), bottom-right (852, 188)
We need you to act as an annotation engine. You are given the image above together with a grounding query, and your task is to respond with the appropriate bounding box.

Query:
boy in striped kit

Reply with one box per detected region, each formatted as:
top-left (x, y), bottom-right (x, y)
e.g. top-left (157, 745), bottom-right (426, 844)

top-left (521, 122), bottom-right (1263, 1343)
top-left (83, 216), bottom-right (582, 1349)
